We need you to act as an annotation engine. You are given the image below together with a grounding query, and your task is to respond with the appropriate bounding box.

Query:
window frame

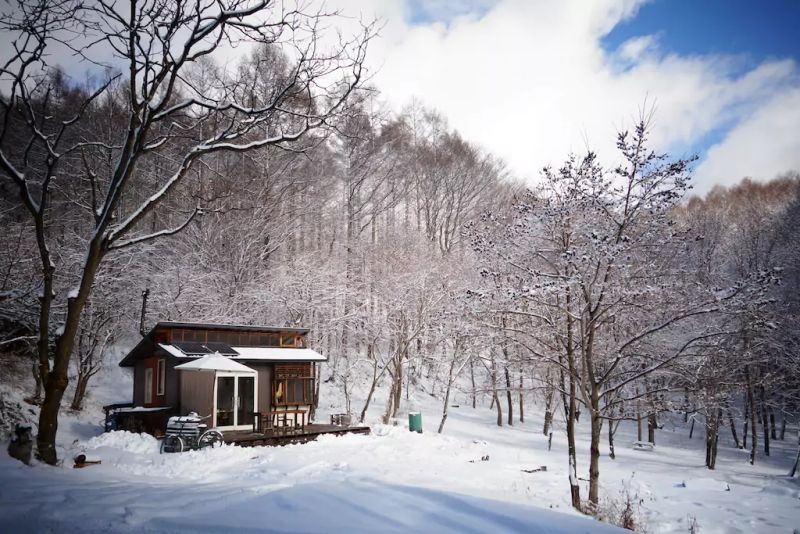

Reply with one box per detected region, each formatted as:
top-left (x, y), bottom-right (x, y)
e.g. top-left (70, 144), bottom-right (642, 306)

top-left (157, 359), bottom-right (166, 396)
top-left (273, 363), bottom-right (313, 405)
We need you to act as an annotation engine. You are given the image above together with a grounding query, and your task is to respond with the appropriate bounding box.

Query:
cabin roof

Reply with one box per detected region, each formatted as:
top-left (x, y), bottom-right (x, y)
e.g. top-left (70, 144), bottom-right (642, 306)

top-left (118, 321), bottom-right (317, 367)
top-left (159, 344), bottom-right (327, 362)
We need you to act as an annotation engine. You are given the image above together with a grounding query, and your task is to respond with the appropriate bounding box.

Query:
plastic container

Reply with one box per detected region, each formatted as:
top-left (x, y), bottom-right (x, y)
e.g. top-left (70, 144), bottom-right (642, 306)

top-left (408, 411), bottom-right (422, 433)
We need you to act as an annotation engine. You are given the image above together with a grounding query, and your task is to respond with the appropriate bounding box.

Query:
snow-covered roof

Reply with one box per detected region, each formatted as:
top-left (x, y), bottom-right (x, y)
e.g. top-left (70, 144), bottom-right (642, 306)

top-left (231, 347), bottom-right (327, 362)
top-left (156, 343), bottom-right (327, 362)
top-left (159, 343), bottom-right (185, 358)
top-left (174, 353), bottom-right (256, 374)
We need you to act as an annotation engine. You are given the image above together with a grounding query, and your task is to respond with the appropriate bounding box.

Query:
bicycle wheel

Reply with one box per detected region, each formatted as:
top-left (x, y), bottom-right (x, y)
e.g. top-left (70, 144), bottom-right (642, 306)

top-left (198, 430), bottom-right (224, 449)
top-left (160, 435), bottom-right (184, 454)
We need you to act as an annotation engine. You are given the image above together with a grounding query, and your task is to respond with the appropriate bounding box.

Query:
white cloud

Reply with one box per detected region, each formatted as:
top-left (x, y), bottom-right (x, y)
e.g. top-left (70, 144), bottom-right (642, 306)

top-left (4, 0), bottom-right (795, 193)
top-left (331, 0), bottom-right (800, 192)
top-left (694, 88), bottom-right (800, 193)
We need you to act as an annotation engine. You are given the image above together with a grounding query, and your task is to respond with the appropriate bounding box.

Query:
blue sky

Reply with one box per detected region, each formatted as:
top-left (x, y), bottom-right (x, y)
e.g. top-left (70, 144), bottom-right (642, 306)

top-left (603, 0), bottom-right (800, 66)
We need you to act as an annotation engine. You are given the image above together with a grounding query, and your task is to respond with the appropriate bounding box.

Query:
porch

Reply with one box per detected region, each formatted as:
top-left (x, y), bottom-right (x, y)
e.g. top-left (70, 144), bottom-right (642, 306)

top-left (222, 423), bottom-right (371, 447)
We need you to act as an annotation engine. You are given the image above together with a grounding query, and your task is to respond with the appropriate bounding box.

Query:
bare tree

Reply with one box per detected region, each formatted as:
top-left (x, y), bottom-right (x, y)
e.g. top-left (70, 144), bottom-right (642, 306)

top-left (0, 0), bottom-right (373, 464)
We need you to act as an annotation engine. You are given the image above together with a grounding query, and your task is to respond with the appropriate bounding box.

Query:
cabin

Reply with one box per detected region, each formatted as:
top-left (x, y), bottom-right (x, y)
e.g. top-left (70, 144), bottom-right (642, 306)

top-left (112, 321), bottom-right (325, 436)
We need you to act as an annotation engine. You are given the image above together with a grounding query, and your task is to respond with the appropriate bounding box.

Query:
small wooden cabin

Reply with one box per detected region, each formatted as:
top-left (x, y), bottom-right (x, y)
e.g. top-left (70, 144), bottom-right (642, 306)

top-left (116, 322), bottom-right (325, 433)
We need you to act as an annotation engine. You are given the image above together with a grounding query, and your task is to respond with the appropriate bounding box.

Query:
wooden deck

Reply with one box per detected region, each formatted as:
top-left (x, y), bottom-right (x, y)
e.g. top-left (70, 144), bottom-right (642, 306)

top-left (223, 424), bottom-right (371, 447)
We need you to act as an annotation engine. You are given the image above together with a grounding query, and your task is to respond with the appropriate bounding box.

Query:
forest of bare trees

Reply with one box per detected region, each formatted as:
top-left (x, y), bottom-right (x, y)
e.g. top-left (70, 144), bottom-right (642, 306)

top-left (1, 0), bottom-right (799, 519)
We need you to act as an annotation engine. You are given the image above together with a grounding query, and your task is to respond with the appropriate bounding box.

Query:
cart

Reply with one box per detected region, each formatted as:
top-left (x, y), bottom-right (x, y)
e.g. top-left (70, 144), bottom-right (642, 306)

top-left (160, 412), bottom-right (224, 453)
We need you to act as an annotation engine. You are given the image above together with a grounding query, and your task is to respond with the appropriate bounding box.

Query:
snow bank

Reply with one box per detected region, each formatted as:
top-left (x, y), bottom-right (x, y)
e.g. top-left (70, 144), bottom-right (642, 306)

top-left (84, 430), bottom-right (160, 455)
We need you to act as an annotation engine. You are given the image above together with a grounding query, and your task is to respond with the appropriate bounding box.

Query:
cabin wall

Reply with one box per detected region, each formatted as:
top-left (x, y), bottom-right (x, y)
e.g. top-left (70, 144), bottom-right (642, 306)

top-left (248, 362), bottom-right (273, 414)
top-left (165, 357), bottom-right (180, 410)
top-left (133, 360), bottom-right (145, 406)
top-left (179, 371), bottom-right (215, 418)
top-left (132, 355), bottom-right (179, 409)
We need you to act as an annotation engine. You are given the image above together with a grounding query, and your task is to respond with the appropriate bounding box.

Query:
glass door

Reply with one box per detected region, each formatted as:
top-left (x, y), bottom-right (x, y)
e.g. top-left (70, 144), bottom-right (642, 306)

top-left (238, 376), bottom-right (255, 427)
top-left (216, 376), bottom-right (235, 427)
top-left (216, 374), bottom-right (257, 429)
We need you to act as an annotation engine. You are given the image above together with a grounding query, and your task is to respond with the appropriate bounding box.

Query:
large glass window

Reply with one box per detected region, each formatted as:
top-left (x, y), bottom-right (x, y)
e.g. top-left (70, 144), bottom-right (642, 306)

top-left (274, 364), bottom-right (313, 405)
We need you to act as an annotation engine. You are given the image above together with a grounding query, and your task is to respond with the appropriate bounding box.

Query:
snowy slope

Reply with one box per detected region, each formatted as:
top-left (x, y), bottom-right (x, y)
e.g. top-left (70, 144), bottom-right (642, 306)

top-left (1, 371), bottom-right (799, 533)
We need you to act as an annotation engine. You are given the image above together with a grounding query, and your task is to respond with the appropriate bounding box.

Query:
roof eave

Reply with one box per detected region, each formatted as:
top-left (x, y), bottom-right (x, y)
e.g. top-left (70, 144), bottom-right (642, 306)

top-left (153, 321), bottom-right (310, 335)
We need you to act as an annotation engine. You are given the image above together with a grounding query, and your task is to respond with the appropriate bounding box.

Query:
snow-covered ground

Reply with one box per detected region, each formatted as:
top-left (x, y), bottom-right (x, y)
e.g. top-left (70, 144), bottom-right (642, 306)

top-left (1, 375), bottom-right (799, 533)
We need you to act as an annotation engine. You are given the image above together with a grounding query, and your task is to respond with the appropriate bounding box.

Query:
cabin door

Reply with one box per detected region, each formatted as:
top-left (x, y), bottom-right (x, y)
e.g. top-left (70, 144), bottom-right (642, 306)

top-left (214, 373), bottom-right (257, 430)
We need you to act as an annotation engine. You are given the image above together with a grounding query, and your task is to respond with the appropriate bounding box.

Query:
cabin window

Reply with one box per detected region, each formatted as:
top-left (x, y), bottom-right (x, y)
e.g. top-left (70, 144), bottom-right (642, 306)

top-left (274, 378), bottom-right (313, 404)
top-left (144, 368), bottom-right (153, 404)
top-left (157, 359), bottom-right (165, 396)
top-left (274, 363), bottom-right (313, 405)
top-left (280, 335), bottom-right (296, 347)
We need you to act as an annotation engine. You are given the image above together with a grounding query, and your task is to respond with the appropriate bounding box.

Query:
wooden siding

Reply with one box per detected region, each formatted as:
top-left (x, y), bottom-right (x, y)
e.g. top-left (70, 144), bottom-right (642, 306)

top-left (165, 357), bottom-right (180, 409)
top-left (179, 370), bottom-right (214, 418)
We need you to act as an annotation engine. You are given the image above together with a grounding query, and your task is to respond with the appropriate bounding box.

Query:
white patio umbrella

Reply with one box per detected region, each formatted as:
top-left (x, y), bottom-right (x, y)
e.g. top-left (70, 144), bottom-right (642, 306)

top-left (174, 352), bottom-right (256, 374)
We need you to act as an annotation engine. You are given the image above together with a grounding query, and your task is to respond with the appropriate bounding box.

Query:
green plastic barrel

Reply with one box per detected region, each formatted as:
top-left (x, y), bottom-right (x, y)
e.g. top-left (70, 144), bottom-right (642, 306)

top-left (408, 412), bottom-right (422, 433)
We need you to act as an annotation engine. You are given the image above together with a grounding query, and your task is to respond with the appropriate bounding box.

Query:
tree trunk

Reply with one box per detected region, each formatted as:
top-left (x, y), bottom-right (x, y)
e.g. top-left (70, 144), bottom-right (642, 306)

top-left (683, 388), bottom-right (690, 423)
top-left (518, 371), bottom-right (524, 423)
top-left (543, 390), bottom-right (554, 436)
top-left (470, 358), bottom-right (476, 409)
top-left (37, 371), bottom-right (68, 465)
top-left (491, 356), bottom-right (502, 427)
top-left (566, 376), bottom-right (580, 510)
top-left (689, 418), bottom-right (695, 439)
top-left (727, 404), bottom-right (740, 449)
top-left (769, 407), bottom-right (776, 441)
top-left (587, 401), bottom-right (602, 508)
top-left (392, 350), bottom-right (404, 419)
top-left (789, 432), bottom-right (800, 477)
top-left (742, 413), bottom-right (748, 449)
top-left (343, 374), bottom-right (351, 415)
top-left (608, 416), bottom-right (617, 460)
top-left (359, 350), bottom-right (379, 423)
top-left (30, 361), bottom-right (43, 404)
top-left (70, 374), bottom-right (90, 411)
top-left (745, 365), bottom-right (757, 465)
top-left (636, 393), bottom-right (642, 441)
top-left (312, 361), bottom-right (321, 421)
top-left (438, 357), bottom-right (457, 434)
top-left (761, 393), bottom-right (770, 457)
top-left (648, 412), bottom-right (657, 445)
top-left (706, 408), bottom-right (721, 470)
top-left (504, 366), bottom-right (513, 426)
